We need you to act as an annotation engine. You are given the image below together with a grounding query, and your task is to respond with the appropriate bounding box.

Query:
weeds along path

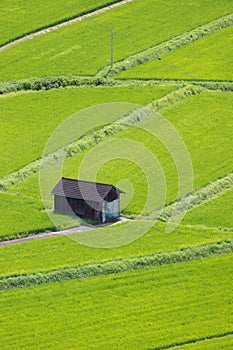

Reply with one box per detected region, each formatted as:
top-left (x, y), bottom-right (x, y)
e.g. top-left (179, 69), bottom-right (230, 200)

top-left (97, 13), bottom-right (233, 78)
top-left (1, 77), bottom-right (233, 95)
top-left (0, 240), bottom-right (232, 290)
top-left (0, 0), bottom-right (134, 53)
top-left (0, 85), bottom-right (202, 192)
top-left (143, 172), bottom-right (233, 222)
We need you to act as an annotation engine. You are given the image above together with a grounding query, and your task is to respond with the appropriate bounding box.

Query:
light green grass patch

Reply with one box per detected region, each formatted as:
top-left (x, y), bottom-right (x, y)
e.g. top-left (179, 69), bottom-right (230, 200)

top-left (1, 0), bottom-right (232, 80)
top-left (118, 25), bottom-right (233, 81)
top-left (0, 85), bottom-right (174, 178)
top-left (0, 0), bottom-right (115, 46)
top-left (0, 192), bottom-right (54, 239)
top-left (0, 221), bottom-right (232, 277)
top-left (162, 91), bottom-right (233, 189)
top-left (183, 187), bottom-right (233, 230)
top-left (0, 254), bottom-right (232, 349)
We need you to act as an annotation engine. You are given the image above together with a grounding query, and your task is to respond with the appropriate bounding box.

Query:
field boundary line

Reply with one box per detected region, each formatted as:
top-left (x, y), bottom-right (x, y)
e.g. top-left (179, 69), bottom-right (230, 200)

top-left (150, 331), bottom-right (233, 350)
top-left (1, 77), bottom-right (232, 95)
top-left (0, 240), bottom-right (232, 290)
top-left (0, 85), bottom-right (202, 192)
top-left (0, 0), bottom-right (134, 53)
top-left (143, 173), bottom-right (233, 222)
top-left (97, 13), bottom-right (233, 78)
top-left (109, 79), bottom-right (233, 91)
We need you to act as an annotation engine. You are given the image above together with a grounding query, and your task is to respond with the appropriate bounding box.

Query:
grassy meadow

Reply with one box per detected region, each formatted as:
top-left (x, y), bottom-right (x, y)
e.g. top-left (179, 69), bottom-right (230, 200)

top-left (1, 0), bottom-right (232, 80)
top-left (0, 254), bottom-right (232, 349)
top-left (118, 25), bottom-right (233, 81)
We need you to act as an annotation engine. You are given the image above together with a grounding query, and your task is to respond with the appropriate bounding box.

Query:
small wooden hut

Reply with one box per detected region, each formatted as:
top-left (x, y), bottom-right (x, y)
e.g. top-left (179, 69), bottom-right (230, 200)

top-left (51, 177), bottom-right (124, 223)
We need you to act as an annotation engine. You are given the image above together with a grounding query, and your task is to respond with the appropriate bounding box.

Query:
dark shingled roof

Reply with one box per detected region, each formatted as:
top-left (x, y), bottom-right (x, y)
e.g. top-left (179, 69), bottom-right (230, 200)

top-left (51, 177), bottom-right (124, 202)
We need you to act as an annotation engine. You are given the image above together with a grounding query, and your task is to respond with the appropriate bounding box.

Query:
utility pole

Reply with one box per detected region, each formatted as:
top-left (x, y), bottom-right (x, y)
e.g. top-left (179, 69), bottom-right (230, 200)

top-left (110, 29), bottom-right (113, 68)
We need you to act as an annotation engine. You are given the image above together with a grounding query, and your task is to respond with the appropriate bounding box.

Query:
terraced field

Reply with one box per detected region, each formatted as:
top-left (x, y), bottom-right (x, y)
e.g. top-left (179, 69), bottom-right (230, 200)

top-left (0, 0), bottom-right (232, 348)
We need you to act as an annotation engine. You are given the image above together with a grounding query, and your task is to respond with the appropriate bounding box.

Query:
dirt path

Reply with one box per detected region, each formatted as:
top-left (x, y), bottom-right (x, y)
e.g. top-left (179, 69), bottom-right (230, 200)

top-left (0, 225), bottom-right (94, 247)
top-left (0, 217), bottom-right (129, 247)
top-left (0, 0), bottom-right (134, 53)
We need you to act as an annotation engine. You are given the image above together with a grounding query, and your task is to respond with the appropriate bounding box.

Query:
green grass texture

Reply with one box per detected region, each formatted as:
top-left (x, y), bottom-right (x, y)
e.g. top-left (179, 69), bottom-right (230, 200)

top-left (0, 253), bottom-right (232, 349)
top-left (1, 221), bottom-right (232, 277)
top-left (183, 187), bottom-right (233, 230)
top-left (118, 25), bottom-right (233, 81)
top-left (0, 0), bottom-right (232, 80)
top-left (0, 85), bottom-right (173, 178)
top-left (0, 0), bottom-right (115, 46)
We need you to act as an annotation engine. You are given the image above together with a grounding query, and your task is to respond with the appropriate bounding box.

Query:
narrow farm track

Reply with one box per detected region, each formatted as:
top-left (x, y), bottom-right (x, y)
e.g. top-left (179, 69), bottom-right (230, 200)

top-left (151, 332), bottom-right (233, 350)
top-left (0, 217), bottom-right (129, 246)
top-left (0, 226), bottom-right (93, 247)
top-left (0, 0), bottom-right (134, 53)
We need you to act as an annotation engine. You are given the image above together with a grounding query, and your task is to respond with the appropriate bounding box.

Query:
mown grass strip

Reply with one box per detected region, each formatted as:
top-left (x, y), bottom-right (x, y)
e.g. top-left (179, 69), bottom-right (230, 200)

top-left (1, 75), bottom-right (231, 96)
top-left (0, 0), bottom-right (133, 50)
top-left (150, 331), bottom-right (233, 350)
top-left (0, 76), bottom-right (107, 95)
top-left (112, 79), bottom-right (233, 91)
top-left (145, 172), bottom-right (233, 222)
top-left (0, 240), bottom-right (232, 290)
top-left (98, 13), bottom-right (233, 78)
top-left (0, 85), bottom-right (200, 192)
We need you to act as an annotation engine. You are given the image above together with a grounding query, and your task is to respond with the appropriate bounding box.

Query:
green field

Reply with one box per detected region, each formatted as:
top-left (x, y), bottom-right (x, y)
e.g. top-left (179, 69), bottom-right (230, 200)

top-left (118, 25), bottom-right (233, 80)
top-left (53, 90), bottom-right (233, 213)
top-left (1, 0), bottom-right (232, 80)
top-left (0, 0), bottom-right (115, 46)
top-left (183, 188), bottom-right (233, 230)
top-left (4, 91), bottom-right (232, 234)
top-left (0, 254), bottom-right (232, 349)
top-left (1, 221), bottom-right (233, 277)
top-left (0, 1), bottom-right (232, 348)
top-left (0, 86), bottom-right (174, 178)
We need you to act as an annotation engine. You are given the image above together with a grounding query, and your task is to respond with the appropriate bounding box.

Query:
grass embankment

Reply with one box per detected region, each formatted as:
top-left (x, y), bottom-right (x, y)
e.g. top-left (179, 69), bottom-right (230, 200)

top-left (118, 25), bottom-right (233, 81)
top-left (0, 0), bottom-right (232, 80)
top-left (0, 0), bottom-right (120, 46)
top-left (0, 254), bottom-right (232, 349)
